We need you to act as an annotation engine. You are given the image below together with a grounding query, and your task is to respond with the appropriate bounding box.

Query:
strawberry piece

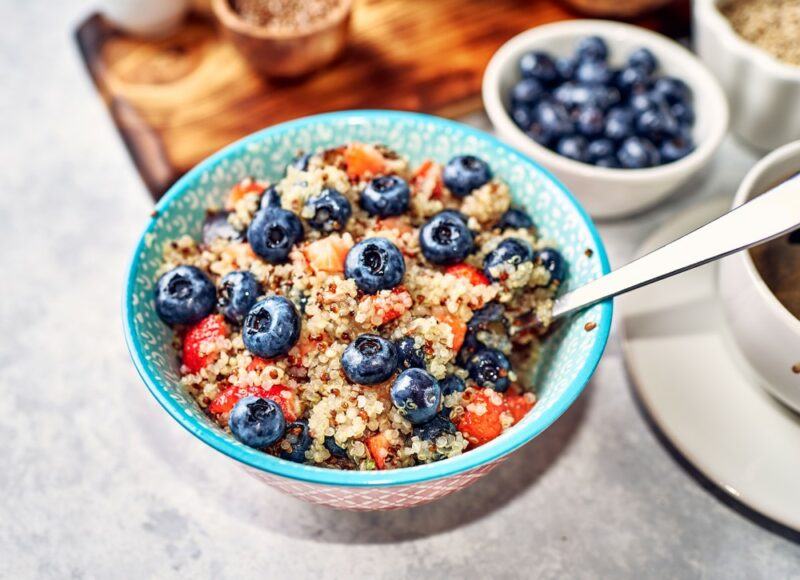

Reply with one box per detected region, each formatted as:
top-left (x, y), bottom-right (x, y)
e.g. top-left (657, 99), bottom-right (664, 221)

top-left (411, 160), bottom-right (444, 199)
top-left (226, 178), bottom-right (264, 210)
top-left (458, 388), bottom-right (509, 447)
top-left (264, 384), bottom-right (300, 422)
top-left (446, 263), bottom-right (489, 286)
top-left (209, 384), bottom-right (269, 415)
top-left (434, 309), bottom-right (467, 352)
top-left (367, 433), bottom-right (392, 470)
top-left (303, 235), bottom-right (353, 274)
top-left (182, 315), bottom-right (229, 373)
top-left (506, 393), bottom-right (535, 424)
top-left (344, 143), bottom-right (386, 180)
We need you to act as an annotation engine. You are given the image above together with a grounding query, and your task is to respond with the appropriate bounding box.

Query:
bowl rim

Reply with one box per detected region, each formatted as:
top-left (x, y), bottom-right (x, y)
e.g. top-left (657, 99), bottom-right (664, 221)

top-left (695, 0), bottom-right (800, 82)
top-left (731, 140), bottom-right (800, 335)
top-left (211, 0), bottom-right (352, 40)
top-left (123, 109), bottom-right (613, 488)
top-left (482, 19), bottom-right (730, 182)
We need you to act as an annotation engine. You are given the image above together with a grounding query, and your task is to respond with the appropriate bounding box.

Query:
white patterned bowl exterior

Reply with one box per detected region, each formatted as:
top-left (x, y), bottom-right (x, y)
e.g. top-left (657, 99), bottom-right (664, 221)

top-left (123, 111), bottom-right (613, 510)
top-left (483, 20), bottom-right (729, 219)
top-left (694, 0), bottom-right (800, 152)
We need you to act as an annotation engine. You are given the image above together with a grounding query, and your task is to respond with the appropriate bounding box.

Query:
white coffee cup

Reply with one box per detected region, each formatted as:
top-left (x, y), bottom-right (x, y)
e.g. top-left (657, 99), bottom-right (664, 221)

top-left (718, 140), bottom-right (800, 412)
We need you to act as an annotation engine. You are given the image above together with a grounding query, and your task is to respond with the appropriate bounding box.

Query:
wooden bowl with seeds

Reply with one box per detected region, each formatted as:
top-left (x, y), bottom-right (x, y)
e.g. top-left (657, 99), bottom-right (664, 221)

top-left (211, 0), bottom-right (352, 78)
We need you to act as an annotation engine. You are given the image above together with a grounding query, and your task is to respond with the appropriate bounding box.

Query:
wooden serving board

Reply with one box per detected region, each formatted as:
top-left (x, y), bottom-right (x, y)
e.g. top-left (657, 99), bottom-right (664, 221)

top-left (75, 0), bottom-right (689, 199)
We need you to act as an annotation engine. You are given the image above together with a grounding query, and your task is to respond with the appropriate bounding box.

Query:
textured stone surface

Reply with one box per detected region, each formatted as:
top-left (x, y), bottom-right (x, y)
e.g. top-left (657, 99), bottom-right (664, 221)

top-left (1, 2), bottom-right (799, 578)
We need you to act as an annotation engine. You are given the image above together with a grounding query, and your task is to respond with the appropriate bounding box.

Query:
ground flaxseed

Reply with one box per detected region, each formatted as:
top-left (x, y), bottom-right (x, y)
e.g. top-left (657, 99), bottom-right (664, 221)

top-left (720, 0), bottom-right (800, 66)
top-left (232, 0), bottom-right (342, 31)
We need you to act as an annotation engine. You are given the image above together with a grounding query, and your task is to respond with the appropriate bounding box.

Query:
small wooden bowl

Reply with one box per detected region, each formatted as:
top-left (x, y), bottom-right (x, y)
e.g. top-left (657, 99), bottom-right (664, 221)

top-left (211, 0), bottom-right (352, 78)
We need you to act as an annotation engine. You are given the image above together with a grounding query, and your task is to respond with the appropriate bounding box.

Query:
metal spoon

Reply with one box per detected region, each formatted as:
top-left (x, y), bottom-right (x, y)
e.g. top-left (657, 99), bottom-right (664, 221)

top-left (552, 175), bottom-right (800, 319)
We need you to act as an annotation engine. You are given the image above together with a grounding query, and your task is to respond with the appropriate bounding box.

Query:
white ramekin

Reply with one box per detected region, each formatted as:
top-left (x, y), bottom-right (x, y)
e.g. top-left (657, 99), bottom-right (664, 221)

top-left (694, 0), bottom-right (800, 152)
top-left (482, 19), bottom-right (729, 220)
top-left (717, 140), bottom-right (800, 412)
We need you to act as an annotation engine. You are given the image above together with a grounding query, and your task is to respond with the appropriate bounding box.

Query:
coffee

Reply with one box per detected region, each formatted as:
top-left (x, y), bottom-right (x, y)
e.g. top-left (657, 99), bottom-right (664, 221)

top-left (750, 223), bottom-right (800, 321)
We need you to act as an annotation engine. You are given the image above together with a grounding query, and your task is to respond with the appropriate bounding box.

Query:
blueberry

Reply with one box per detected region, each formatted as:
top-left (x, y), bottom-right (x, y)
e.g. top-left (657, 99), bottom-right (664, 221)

top-left (557, 135), bottom-right (589, 163)
top-left (229, 396), bottom-right (286, 448)
top-left (259, 185), bottom-right (281, 210)
top-left (519, 51), bottom-right (558, 84)
top-left (604, 107), bottom-right (635, 141)
top-left (280, 420), bottom-right (312, 463)
top-left (438, 208), bottom-right (470, 225)
top-left (511, 78), bottom-right (544, 108)
top-left (535, 100), bottom-right (574, 140)
top-left (628, 47), bottom-right (658, 74)
top-left (467, 302), bottom-right (506, 333)
top-left (630, 92), bottom-right (659, 114)
top-left (615, 66), bottom-right (650, 95)
top-left (345, 237), bottom-right (405, 294)
top-left (534, 247), bottom-right (567, 284)
top-left (554, 83), bottom-right (618, 111)
top-left (595, 156), bottom-right (621, 168)
top-left (636, 108), bottom-right (679, 143)
top-left (670, 102), bottom-right (695, 126)
top-left (397, 337), bottom-right (425, 370)
top-left (287, 152), bottom-right (311, 172)
top-left (483, 238), bottom-right (534, 281)
top-left (218, 270), bottom-right (261, 324)
top-left (242, 296), bottom-right (301, 358)
top-left (247, 207), bottom-right (303, 264)
top-left (556, 56), bottom-right (578, 81)
top-left (420, 211), bottom-right (474, 265)
top-left (440, 375), bottom-right (466, 396)
top-left (497, 208), bottom-right (533, 231)
top-left (324, 436), bottom-right (348, 458)
top-left (341, 334), bottom-right (398, 385)
top-left (467, 348), bottom-right (511, 392)
top-left (413, 413), bottom-right (456, 442)
top-left (526, 124), bottom-right (552, 147)
top-left (511, 106), bottom-right (535, 131)
top-left (390, 368), bottom-right (441, 425)
top-left (660, 136), bottom-right (695, 163)
top-left (360, 175), bottom-right (410, 217)
top-left (576, 106), bottom-right (605, 138)
top-left (587, 138), bottom-right (615, 163)
top-left (576, 36), bottom-right (608, 62)
top-left (575, 60), bottom-right (612, 85)
top-left (202, 211), bottom-right (245, 245)
top-left (154, 265), bottom-right (216, 326)
top-left (652, 77), bottom-right (691, 105)
top-left (304, 188), bottom-right (352, 233)
top-left (442, 155), bottom-right (492, 197)
top-left (618, 136), bottom-right (661, 169)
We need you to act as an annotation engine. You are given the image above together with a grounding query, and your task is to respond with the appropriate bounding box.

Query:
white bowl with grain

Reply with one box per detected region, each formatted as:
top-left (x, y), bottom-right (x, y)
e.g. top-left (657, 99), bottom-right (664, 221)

top-left (694, 0), bottom-right (800, 152)
top-left (482, 20), bottom-right (729, 220)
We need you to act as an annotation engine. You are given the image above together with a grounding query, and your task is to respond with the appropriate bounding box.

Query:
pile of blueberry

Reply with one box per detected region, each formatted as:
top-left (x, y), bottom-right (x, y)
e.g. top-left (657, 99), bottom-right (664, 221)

top-left (153, 152), bottom-right (567, 460)
top-left (507, 36), bottom-right (695, 169)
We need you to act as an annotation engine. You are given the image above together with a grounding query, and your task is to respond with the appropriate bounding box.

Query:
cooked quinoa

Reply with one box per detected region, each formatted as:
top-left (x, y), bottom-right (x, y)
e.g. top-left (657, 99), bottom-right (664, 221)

top-left (154, 143), bottom-right (563, 471)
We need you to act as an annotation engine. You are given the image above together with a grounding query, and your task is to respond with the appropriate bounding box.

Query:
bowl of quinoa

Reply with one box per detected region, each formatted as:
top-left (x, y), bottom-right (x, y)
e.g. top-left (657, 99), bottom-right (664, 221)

top-left (124, 111), bottom-right (612, 510)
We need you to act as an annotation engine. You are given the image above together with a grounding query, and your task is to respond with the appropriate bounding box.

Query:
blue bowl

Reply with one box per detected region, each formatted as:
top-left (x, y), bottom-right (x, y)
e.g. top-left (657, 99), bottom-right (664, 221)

top-left (123, 111), bottom-right (612, 507)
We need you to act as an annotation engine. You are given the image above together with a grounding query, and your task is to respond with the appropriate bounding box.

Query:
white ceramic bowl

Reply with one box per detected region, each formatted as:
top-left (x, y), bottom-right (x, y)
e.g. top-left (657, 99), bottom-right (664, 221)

top-left (694, 0), bottom-right (800, 152)
top-left (482, 20), bottom-right (729, 220)
top-left (718, 140), bottom-right (800, 412)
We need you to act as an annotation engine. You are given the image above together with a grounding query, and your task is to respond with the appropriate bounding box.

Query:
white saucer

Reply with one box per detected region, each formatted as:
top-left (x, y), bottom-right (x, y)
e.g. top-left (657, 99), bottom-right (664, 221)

top-left (620, 196), bottom-right (800, 531)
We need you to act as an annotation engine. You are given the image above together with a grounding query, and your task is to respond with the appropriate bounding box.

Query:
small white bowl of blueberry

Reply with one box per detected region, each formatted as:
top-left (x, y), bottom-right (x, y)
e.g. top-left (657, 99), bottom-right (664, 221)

top-left (483, 20), bottom-right (729, 219)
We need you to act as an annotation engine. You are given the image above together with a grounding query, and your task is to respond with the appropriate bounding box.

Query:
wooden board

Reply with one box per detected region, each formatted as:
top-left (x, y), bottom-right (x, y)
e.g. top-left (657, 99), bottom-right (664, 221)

top-left (76, 0), bottom-right (689, 199)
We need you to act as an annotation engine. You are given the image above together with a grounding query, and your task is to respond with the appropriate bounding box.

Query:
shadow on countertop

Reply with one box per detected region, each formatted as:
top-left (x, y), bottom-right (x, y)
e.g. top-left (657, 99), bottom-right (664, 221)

top-left (279, 383), bottom-right (592, 544)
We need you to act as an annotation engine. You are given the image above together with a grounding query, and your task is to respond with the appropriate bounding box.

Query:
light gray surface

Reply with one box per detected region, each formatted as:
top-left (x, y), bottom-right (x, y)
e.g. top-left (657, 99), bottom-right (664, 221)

top-left (2, 2), bottom-right (799, 578)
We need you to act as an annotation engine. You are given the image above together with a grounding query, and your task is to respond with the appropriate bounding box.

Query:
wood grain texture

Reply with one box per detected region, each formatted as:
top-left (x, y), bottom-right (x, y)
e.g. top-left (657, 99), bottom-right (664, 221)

top-left (76, 0), bottom-right (689, 198)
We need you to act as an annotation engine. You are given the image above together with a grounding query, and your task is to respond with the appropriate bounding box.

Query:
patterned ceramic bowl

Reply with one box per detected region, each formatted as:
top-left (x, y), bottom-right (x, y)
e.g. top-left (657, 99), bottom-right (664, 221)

top-left (123, 111), bottom-right (612, 510)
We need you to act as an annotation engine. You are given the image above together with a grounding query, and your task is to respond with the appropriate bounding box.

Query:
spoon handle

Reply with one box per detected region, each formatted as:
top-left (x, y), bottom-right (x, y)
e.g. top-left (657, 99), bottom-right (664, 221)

top-left (552, 175), bottom-right (800, 319)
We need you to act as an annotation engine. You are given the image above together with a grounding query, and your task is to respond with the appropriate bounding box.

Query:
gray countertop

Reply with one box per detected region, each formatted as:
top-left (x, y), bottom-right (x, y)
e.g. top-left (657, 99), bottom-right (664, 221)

top-left (3, 2), bottom-right (800, 578)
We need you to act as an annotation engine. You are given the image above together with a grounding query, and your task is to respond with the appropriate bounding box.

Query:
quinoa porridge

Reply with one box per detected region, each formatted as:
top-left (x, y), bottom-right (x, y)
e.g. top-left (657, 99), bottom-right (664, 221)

top-left (152, 143), bottom-right (565, 470)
